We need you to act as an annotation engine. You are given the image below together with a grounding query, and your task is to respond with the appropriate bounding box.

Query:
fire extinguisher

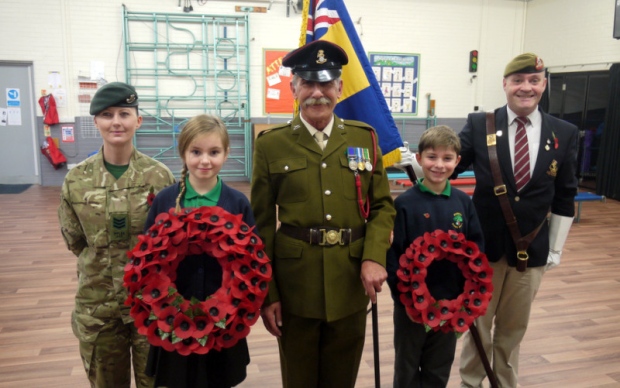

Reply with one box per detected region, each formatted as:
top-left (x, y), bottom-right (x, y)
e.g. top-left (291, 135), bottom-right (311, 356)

top-left (38, 94), bottom-right (60, 125)
top-left (41, 137), bottom-right (67, 170)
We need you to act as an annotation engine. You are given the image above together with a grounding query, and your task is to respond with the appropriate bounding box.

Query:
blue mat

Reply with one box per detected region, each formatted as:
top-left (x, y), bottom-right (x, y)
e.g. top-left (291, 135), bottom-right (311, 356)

top-left (0, 184), bottom-right (32, 194)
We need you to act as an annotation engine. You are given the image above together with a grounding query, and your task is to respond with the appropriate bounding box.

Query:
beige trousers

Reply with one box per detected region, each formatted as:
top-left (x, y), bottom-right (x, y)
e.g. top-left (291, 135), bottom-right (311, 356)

top-left (459, 257), bottom-right (545, 388)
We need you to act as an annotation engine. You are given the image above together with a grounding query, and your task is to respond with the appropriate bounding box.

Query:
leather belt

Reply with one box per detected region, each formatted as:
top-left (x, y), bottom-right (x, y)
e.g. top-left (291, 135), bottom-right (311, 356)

top-left (485, 112), bottom-right (545, 272)
top-left (279, 224), bottom-right (365, 246)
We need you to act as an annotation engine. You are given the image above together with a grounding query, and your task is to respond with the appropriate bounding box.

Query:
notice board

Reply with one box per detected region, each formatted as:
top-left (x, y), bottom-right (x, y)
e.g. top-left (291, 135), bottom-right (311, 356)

top-left (369, 52), bottom-right (421, 116)
top-left (264, 49), bottom-right (295, 115)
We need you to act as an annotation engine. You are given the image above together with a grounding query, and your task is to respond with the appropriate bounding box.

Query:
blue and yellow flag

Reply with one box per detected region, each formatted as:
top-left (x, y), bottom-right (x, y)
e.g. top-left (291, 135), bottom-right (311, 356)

top-left (300, 0), bottom-right (403, 166)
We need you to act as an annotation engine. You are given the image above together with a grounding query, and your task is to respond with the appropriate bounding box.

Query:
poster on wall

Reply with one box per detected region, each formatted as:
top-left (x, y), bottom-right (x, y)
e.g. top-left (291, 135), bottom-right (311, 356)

top-left (369, 53), bottom-right (420, 116)
top-left (264, 49), bottom-right (295, 115)
top-left (62, 125), bottom-right (75, 142)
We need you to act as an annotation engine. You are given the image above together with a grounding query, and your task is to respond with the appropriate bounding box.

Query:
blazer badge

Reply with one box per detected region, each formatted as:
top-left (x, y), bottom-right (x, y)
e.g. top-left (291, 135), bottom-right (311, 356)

top-left (547, 159), bottom-right (558, 177)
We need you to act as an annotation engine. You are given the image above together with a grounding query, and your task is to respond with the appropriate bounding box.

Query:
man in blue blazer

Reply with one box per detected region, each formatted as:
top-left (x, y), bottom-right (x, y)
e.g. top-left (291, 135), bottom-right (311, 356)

top-left (456, 53), bottom-right (578, 388)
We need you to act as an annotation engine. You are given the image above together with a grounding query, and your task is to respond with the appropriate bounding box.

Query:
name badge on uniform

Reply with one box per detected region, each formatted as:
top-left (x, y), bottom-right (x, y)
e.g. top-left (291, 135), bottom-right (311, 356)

top-left (110, 213), bottom-right (130, 242)
top-left (347, 147), bottom-right (358, 171)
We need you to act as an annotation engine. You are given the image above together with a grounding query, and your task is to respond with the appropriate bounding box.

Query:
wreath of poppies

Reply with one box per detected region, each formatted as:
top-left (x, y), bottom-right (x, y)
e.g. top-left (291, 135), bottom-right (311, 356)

top-left (124, 206), bottom-right (271, 356)
top-left (397, 229), bottom-right (493, 335)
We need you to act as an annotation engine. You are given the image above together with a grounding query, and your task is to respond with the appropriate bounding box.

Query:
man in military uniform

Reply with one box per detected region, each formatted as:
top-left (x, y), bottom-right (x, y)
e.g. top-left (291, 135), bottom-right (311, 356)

top-left (251, 40), bottom-right (396, 388)
top-left (58, 82), bottom-right (175, 387)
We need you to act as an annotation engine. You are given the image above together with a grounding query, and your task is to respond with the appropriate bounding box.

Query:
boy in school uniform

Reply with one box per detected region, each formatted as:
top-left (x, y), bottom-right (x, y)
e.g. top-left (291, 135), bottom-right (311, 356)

top-left (387, 125), bottom-right (484, 387)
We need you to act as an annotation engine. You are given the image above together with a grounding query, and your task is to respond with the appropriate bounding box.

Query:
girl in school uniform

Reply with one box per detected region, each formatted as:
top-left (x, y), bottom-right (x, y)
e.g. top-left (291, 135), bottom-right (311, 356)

top-left (144, 114), bottom-right (254, 388)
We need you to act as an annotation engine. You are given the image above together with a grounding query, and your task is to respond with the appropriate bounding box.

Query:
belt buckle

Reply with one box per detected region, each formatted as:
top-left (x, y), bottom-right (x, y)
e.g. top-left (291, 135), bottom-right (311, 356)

top-left (320, 229), bottom-right (342, 246)
top-left (517, 250), bottom-right (529, 261)
top-left (494, 185), bottom-right (507, 196)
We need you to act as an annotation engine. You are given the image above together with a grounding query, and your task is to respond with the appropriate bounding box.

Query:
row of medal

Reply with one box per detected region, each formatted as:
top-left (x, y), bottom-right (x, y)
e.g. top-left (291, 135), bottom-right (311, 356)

top-left (347, 147), bottom-right (373, 172)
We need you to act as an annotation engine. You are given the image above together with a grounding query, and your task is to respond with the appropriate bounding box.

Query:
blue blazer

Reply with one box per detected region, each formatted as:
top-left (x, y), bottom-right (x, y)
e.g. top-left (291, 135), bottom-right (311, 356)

top-left (455, 106), bottom-right (578, 267)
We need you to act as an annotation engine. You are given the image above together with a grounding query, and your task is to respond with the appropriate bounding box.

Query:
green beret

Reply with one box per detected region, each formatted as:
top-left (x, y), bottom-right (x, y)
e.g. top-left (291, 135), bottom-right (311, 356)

top-left (282, 40), bottom-right (348, 82)
top-left (504, 53), bottom-right (545, 77)
top-left (89, 82), bottom-right (139, 115)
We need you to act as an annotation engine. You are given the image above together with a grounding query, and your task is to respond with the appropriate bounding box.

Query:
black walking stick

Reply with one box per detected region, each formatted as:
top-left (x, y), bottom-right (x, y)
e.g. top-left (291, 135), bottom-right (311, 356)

top-left (371, 302), bottom-right (380, 388)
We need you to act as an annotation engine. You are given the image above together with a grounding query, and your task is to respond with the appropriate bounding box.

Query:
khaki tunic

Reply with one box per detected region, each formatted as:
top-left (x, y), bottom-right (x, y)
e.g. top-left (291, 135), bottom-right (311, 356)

top-left (251, 115), bottom-right (395, 322)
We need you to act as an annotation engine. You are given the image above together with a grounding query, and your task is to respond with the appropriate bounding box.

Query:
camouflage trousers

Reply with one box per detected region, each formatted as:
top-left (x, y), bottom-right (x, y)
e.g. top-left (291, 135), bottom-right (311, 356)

top-left (74, 315), bottom-right (153, 388)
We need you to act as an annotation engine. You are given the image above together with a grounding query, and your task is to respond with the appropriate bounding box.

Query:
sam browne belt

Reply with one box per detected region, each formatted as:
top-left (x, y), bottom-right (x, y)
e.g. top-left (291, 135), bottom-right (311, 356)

top-left (278, 224), bottom-right (365, 246)
top-left (485, 112), bottom-right (545, 272)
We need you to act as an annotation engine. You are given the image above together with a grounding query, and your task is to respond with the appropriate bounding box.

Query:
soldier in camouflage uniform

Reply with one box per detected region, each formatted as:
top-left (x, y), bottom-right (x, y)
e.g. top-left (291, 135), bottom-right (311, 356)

top-left (58, 82), bottom-right (175, 388)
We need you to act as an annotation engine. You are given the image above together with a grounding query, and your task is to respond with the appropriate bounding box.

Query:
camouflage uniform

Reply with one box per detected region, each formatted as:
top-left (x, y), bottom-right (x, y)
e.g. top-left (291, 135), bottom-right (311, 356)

top-left (58, 147), bottom-right (175, 388)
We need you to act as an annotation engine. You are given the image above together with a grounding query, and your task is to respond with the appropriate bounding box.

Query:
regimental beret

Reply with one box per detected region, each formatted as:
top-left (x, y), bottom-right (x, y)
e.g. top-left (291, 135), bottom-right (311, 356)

top-left (282, 40), bottom-right (349, 82)
top-left (504, 53), bottom-right (545, 77)
top-left (89, 82), bottom-right (139, 115)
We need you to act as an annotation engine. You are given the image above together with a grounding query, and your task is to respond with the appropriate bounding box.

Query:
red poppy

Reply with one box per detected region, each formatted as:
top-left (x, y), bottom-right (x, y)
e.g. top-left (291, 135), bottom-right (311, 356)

top-left (130, 234), bottom-right (156, 259)
top-left (462, 241), bottom-right (481, 260)
top-left (123, 266), bottom-right (143, 294)
top-left (134, 310), bottom-right (153, 336)
top-left (141, 274), bottom-right (171, 305)
top-left (451, 309), bottom-right (475, 333)
top-left (193, 315), bottom-right (215, 338)
top-left (156, 305), bottom-right (179, 333)
top-left (201, 297), bottom-right (228, 323)
top-left (173, 313), bottom-right (197, 339)
top-left (150, 295), bottom-right (176, 316)
top-left (155, 210), bottom-right (184, 235)
top-left (436, 299), bottom-right (455, 322)
top-left (210, 212), bottom-right (244, 235)
top-left (232, 227), bottom-right (255, 245)
top-left (464, 294), bottom-right (489, 315)
top-left (147, 192), bottom-right (156, 207)
top-left (236, 301), bottom-right (261, 326)
top-left (421, 304), bottom-right (442, 328)
top-left (145, 318), bottom-right (163, 346)
top-left (413, 291), bottom-right (431, 311)
top-left (130, 298), bottom-right (149, 316)
top-left (176, 337), bottom-right (201, 356)
top-left (421, 236), bottom-right (441, 260)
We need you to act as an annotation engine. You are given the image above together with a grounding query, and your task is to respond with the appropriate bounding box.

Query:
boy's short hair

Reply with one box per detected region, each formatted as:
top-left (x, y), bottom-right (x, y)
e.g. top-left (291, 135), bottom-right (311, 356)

top-left (417, 125), bottom-right (461, 155)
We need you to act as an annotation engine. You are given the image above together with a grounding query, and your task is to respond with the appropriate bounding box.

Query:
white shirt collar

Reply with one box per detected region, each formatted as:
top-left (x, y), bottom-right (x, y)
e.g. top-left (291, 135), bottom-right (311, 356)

top-left (300, 114), bottom-right (334, 139)
top-left (507, 107), bottom-right (542, 129)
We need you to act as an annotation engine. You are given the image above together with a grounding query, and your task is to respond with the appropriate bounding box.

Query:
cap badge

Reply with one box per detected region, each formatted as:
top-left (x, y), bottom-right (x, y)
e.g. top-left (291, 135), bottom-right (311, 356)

top-left (316, 50), bottom-right (327, 65)
top-left (535, 57), bottom-right (544, 71)
top-left (126, 94), bottom-right (136, 104)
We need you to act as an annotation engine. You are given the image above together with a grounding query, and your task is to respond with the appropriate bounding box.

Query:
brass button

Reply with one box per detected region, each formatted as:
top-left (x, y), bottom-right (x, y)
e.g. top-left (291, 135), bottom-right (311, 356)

top-left (515, 196), bottom-right (520, 202)
top-left (284, 165), bottom-right (289, 171)
top-left (321, 162), bottom-right (327, 169)
top-left (325, 214), bottom-right (332, 221)
top-left (325, 190), bottom-right (331, 196)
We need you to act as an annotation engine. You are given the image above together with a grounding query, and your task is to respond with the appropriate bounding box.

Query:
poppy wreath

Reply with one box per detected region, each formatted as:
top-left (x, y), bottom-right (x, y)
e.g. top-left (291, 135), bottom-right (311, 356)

top-left (397, 229), bottom-right (493, 335)
top-left (124, 206), bottom-right (271, 356)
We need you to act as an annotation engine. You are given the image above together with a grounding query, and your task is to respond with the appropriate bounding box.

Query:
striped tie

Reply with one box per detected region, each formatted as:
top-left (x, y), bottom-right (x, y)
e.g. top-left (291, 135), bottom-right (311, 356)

top-left (514, 116), bottom-right (530, 191)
